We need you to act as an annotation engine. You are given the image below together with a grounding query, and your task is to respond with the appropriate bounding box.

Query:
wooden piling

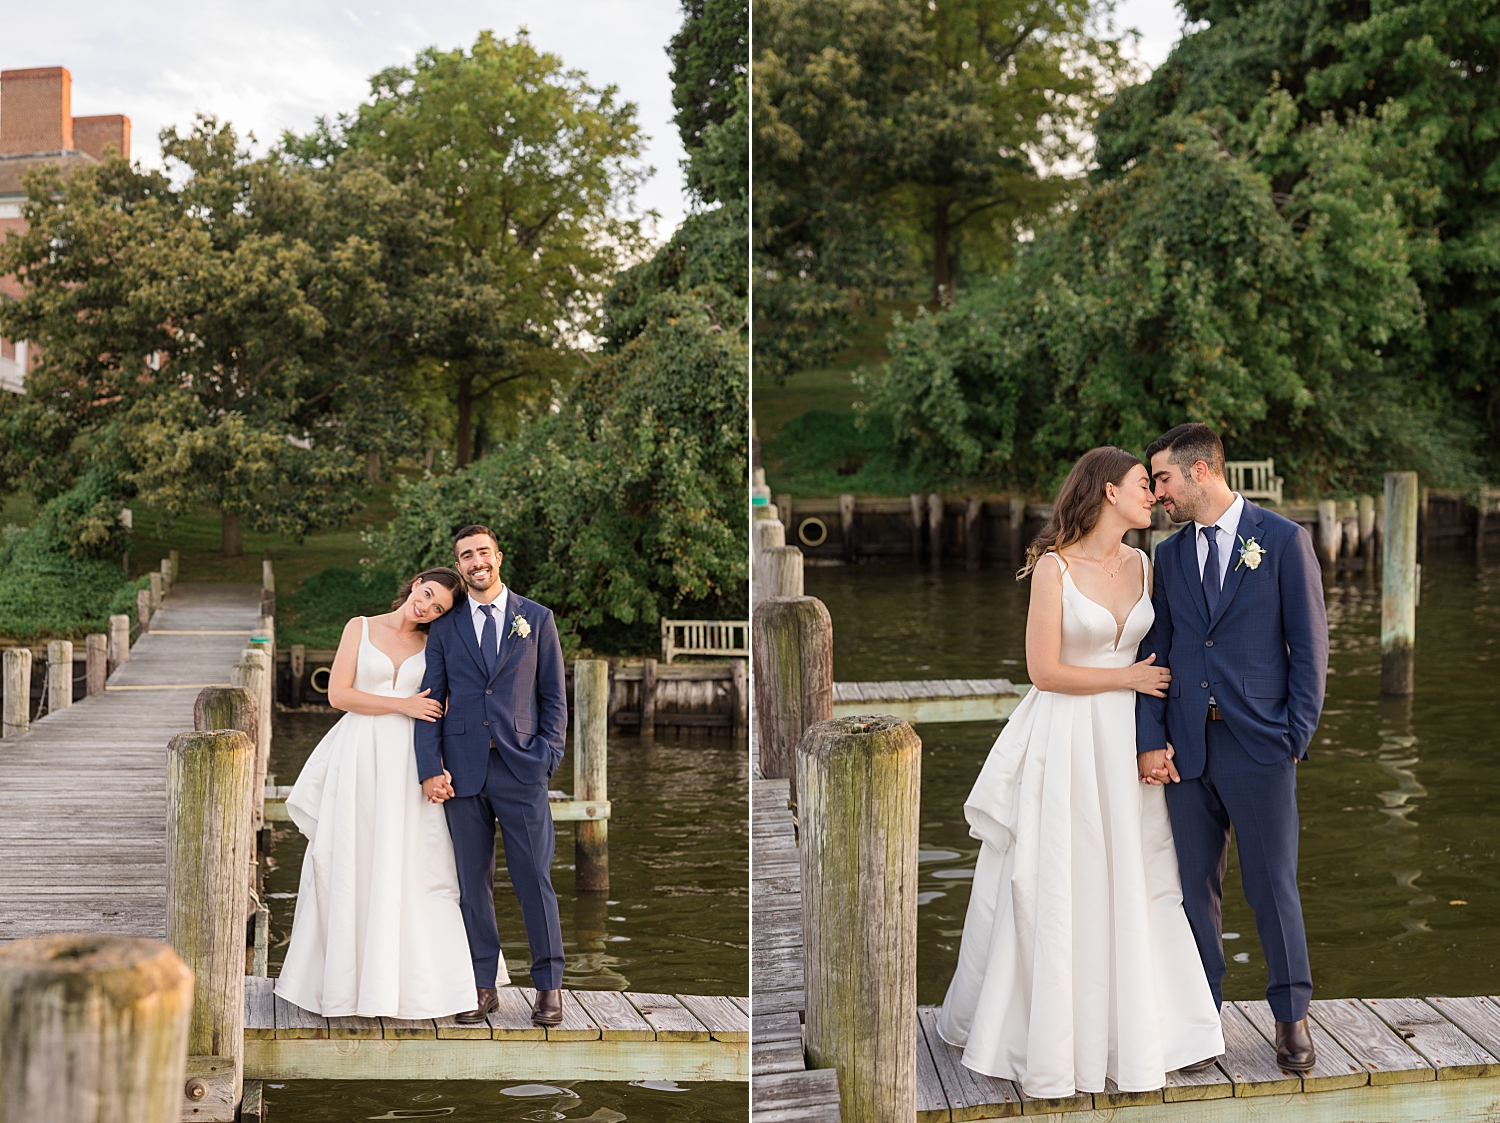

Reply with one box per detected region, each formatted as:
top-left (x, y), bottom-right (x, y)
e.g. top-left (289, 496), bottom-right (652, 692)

top-left (231, 652), bottom-right (272, 832)
top-left (169, 548), bottom-right (180, 584)
top-left (2, 647), bottom-right (31, 738)
top-left (1317, 500), bottom-right (1339, 569)
top-left (909, 494), bottom-right (923, 562)
top-left (194, 686), bottom-right (258, 742)
top-left (0, 935), bottom-right (194, 1123)
top-left (640, 657), bottom-right (657, 735)
top-left (751, 596), bottom-right (833, 793)
top-left (160, 557), bottom-right (174, 596)
top-left (137, 587), bottom-right (151, 634)
top-left (731, 658), bottom-right (749, 735)
top-left (149, 571), bottom-right (164, 611)
top-left (574, 659), bottom-right (609, 893)
top-left (840, 493), bottom-right (857, 563)
top-left (167, 728), bottom-right (256, 1112)
top-left (1382, 472), bottom-right (1419, 695)
top-left (85, 633), bottom-right (108, 696)
top-left (1359, 495), bottom-right (1377, 565)
top-left (109, 613), bottom-right (131, 672)
top-left (797, 715), bottom-right (922, 1123)
top-left (289, 644), bottom-right (306, 706)
top-left (1008, 496), bottom-right (1026, 566)
top-left (261, 559), bottom-right (275, 593)
top-left (1340, 498), bottom-right (1359, 560)
top-left (47, 640), bottom-right (73, 713)
top-left (964, 498), bottom-right (983, 570)
top-left (762, 545), bottom-right (805, 600)
top-left (927, 494), bottom-right (943, 566)
top-left (753, 519), bottom-right (786, 608)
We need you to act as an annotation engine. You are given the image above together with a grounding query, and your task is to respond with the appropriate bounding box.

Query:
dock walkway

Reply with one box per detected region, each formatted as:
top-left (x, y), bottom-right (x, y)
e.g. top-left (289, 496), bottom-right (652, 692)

top-left (0, 583), bottom-right (261, 942)
top-left (831, 679), bottom-right (1025, 725)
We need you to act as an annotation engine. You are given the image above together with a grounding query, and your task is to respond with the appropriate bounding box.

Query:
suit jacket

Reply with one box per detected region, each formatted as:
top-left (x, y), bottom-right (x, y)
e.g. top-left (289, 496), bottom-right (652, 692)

top-left (414, 590), bottom-right (568, 796)
top-left (1135, 500), bottom-right (1328, 779)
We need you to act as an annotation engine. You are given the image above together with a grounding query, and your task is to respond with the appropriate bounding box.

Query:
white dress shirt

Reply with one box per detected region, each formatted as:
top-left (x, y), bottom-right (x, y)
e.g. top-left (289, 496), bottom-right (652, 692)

top-left (469, 585), bottom-right (509, 658)
top-left (1194, 493), bottom-right (1245, 588)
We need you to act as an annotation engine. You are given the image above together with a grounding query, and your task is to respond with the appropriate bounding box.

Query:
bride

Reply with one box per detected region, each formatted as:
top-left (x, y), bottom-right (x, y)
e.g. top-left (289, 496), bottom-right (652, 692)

top-left (936, 447), bottom-right (1223, 1096)
top-left (275, 567), bottom-right (501, 1019)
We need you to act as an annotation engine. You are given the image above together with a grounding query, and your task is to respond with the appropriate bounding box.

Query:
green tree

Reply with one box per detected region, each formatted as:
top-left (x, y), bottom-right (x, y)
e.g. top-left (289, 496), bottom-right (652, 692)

top-left (670, 0), bottom-right (749, 162)
top-left (288, 31), bottom-right (651, 466)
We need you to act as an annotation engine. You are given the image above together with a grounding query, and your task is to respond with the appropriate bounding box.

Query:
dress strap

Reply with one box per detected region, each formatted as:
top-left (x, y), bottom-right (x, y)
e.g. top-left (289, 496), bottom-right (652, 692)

top-left (359, 615), bottom-right (369, 643)
top-left (1047, 551), bottom-right (1068, 575)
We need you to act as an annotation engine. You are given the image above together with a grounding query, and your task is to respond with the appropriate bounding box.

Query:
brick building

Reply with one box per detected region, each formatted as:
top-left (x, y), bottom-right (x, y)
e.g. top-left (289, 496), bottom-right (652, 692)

top-left (0, 66), bottom-right (129, 392)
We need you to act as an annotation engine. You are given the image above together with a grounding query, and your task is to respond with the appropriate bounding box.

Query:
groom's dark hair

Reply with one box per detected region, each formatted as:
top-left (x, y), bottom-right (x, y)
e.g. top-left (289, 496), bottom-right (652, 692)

top-left (453, 524), bottom-right (501, 553)
top-left (1146, 423), bottom-right (1225, 478)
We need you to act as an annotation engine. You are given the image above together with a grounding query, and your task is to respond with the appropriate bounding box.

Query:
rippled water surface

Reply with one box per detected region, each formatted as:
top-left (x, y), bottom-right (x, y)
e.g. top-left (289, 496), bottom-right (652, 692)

top-left (261, 717), bottom-right (747, 1121)
top-left (805, 554), bottom-right (1500, 1007)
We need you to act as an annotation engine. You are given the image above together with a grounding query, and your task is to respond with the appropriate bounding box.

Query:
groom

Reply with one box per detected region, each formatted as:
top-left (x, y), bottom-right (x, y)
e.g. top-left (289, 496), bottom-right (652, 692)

top-left (415, 524), bottom-right (569, 1026)
top-left (1136, 424), bottom-right (1328, 1073)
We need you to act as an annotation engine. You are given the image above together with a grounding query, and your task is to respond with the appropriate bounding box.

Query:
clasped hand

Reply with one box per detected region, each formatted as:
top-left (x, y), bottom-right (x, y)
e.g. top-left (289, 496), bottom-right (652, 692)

top-left (421, 769), bottom-right (455, 803)
top-left (1138, 744), bottom-right (1180, 786)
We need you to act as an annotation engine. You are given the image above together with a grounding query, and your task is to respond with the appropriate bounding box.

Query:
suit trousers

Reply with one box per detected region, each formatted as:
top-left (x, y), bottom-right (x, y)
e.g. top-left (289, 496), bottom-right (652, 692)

top-left (1164, 720), bottom-right (1312, 1022)
top-left (444, 745), bottom-right (565, 990)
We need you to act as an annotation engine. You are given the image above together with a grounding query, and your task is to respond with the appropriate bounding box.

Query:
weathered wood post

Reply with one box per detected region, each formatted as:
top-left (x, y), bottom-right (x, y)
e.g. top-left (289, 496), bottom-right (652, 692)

top-left (47, 640), bottom-right (73, 713)
top-left (964, 497), bottom-right (983, 570)
top-left (731, 657), bottom-right (749, 735)
top-left (85, 633), bottom-right (108, 696)
top-left (752, 596), bottom-right (833, 793)
top-left (840, 493), bottom-right (857, 563)
top-left (1339, 499), bottom-right (1359, 560)
top-left (167, 728), bottom-right (256, 1115)
top-left (137, 587), bottom-right (152, 634)
top-left (0, 934), bottom-right (194, 1123)
top-left (2, 647), bottom-right (31, 738)
top-left (753, 518), bottom-right (786, 608)
top-left (1382, 472), bottom-right (1420, 695)
top-left (927, 494), bottom-right (943, 566)
top-left (909, 494), bottom-right (923, 562)
top-left (798, 715), bottom-right (922, 1123)
top-left (109, 613), bottom-right (131, 672)
top-left (1358, 494), bottom-right (1377, 566)
top-left (776, 494), bottom-right (793, 531)
top-left (574, 659), bottom-right (609, 893)
top-left (231, 651), bottom-right (272, 832)
top-left (640, 657), bottom-right (657, 735)
top-left (1316, 500), bottom-right (1339, 570)
top-left (289, 643), bottom-right (306, 706)
top-left (1008, 496), bottom-right (1026, 566)
top-left (160, 556), bottom-right (173, 596)
top-left (260, 559), bottom-right (275, 618)
top-left (169, 548), bottom-right (180, 584)
top-left (148, 571), bottom-right (164, 611)
top-left (762, 545), bottom-right (805, 600)
top-left (1418, 485), bottom-right (1430, 561)
top-left (194, 685), bottom-right (258, 742)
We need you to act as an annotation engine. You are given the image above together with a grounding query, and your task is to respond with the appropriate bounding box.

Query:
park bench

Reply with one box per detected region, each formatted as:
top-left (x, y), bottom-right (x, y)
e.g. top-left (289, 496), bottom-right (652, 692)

top-left (660, 618), bottom-right (749, 664)
top-left (1226, 458), bottom-right (1284, 505)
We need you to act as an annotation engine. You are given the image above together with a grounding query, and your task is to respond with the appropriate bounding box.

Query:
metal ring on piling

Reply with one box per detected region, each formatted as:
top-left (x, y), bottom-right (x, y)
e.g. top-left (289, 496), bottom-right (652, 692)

top-left (309, 666), bottom-right (331, 694)
top-left (798, 517), bottom-right (828, 548)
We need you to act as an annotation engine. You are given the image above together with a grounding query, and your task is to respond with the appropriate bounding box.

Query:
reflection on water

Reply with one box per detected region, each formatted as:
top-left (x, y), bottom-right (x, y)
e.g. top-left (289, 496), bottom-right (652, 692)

top-left (262, 719), bottom-right (747, 1120)
top-left (806, 555), bottom-right (1500, 1006)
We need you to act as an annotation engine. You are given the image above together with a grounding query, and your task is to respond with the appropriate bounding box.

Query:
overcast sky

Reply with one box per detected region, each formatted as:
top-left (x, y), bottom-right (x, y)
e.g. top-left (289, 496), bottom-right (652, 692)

top-left (3, 1), bottom-right (692, 237)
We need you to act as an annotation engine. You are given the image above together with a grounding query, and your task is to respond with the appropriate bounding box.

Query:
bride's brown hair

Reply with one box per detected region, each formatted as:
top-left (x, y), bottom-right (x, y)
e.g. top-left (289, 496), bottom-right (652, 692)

top-left (1018, 447), bottom-right (1145, 580)
top-left (391, 567), bottom-right (466, 631)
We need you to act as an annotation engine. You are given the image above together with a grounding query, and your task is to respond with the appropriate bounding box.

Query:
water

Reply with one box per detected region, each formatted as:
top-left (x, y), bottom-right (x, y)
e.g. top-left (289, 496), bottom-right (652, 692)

top-left (261, 715), bottom-right (747, 1121)
top-left (805, 554), bottom-right (1500, 1007)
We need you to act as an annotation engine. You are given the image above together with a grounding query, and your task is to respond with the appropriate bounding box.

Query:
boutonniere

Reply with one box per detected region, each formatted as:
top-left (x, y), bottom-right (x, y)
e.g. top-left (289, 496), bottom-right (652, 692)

top-left (1236, 535), bottom-right (1266, 571)
top-left (508, 613), bottom-right (531, 639)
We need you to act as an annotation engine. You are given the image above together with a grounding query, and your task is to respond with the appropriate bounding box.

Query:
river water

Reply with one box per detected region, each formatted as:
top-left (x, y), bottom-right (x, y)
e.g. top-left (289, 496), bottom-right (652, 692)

top-left (804, 552), bottom-right (1500, 1008)
top-left (260, 716), bottom-right (748, 1122)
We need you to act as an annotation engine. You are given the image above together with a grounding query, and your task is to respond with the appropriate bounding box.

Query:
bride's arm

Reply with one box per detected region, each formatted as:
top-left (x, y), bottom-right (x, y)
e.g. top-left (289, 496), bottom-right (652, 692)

top-left (325, 618), bottom-right (443, 720)
top-left (1024, 555), bottom-right (1171, 697)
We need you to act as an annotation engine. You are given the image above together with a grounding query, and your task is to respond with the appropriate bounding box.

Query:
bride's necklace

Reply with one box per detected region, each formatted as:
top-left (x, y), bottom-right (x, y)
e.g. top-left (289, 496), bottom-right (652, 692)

top-left (1080, 545), bottom-right (1127, 578)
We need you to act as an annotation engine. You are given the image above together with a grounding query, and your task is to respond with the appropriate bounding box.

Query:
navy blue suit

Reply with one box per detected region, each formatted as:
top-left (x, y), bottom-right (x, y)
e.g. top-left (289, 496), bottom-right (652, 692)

top-left (416, 591), bottom-right (568, 991)
top-left (1136, 500), bottom-right (1327, 1022)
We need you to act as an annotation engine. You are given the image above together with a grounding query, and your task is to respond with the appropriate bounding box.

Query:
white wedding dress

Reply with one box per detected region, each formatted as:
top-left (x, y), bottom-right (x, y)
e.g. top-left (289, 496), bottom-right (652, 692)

top-left (936, 551), bottom-right (1223, 1097)
top-left (275, 618), bottom-right (497, 1018)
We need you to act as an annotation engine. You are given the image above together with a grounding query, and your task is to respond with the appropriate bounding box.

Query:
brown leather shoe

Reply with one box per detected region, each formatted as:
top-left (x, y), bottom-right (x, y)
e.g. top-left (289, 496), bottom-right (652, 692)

top-left (532, 988), bottom-right (564, 1026)
top-left (1178, 1055), bottom-right (1222, 1073)
top-left (455, 987), bottom-right (498, 1024)
top-left (1275, 1018), bottom-right (1316, 1072)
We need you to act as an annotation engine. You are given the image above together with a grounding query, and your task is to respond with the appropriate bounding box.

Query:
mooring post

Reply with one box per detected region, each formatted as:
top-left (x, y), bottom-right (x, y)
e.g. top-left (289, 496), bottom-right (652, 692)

top-left (47, 640), bottom-right (73, 713)
top-left (160, 556), bottom-right (173, 596)
top-left (640, 657), bottom-right (657, 735)
top-left (751, 595), bottom-right (833, 794)
top-left (0, 935), bottom-right (194, 1123)
top-left (1316, 500), bottom-right (1339, 570)
top-left (763, 545), bottom-right (805, 599)
top-left (798, 715), bottom-right (922, 1123)
top-left (137, 587), bottom-right (152, 634)
top-left (753, 518), bottom-right (787, 608)
top-left (169, 548), bottom-right (180, 584)
top-left (927, 493), bottom-right (943, 566)
top-left (167, 728), bottom-right (256, 1113)
top-left (1382, 472), bottom-right (1420, 695)
top-left (574, 659), bottom-right (609, 892)
top-left (1008, 496), bottom-right (1026, 566)
top-left (839, 493), bottom-right (857, 563)
top-left (1339, 499), bottom-right (1358, 561)
top-left (109, 613), bottom-right (131, 673)
top-left (731, 657), bottom-right (749, 735)
top-left (964, 497), bottom-right (983, 570)
top-left (85, 633), bottom-right (108, 696)
top-left (149, 571), bottom-right (164, 611)
top-left (232, 651), bottom-right (273, 832)
top-left (2, 647), bottom-right (32, 738)
top-left (1358, 494), bottom-right (1377, 566)
top-left (775, 494), bottom-right (793, 532)
top-left (289, 643), bottom-right (306, 706)
top-left (909, 494), bottom-right (923, 562)
top-left (261, 558), bottom-right (275, 594)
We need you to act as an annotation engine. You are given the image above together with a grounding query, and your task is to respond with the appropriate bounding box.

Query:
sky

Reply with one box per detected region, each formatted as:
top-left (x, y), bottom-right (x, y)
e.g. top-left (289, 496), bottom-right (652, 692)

top-left (1113, 0), bottom-right (1194, 71)
top-left (3, 0), bottom-right (692, 237)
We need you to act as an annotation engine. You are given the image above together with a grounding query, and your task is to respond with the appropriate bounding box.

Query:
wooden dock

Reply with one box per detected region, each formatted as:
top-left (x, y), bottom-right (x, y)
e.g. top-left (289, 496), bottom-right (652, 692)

top-left (0, 583), bottom-right (262, 942)
top-left (831, 679), bottom-right (1025, 725)
top-left (751, 775), bottom-right (842, 1122)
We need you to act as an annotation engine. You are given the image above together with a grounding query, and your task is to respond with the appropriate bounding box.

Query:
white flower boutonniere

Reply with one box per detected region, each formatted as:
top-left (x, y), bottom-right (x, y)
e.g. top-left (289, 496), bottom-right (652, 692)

top-left (1236, 535), bottom-right (1266, 571)
top-left (508, 614), bottom-right (531, 640)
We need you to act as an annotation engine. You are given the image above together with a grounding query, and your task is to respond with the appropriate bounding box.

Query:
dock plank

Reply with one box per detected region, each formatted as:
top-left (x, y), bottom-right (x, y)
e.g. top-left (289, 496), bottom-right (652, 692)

top-left (1431, 996), bottom-right (1500, 1060)
top-left (273, 993), bottom-right (328, 1040)
top-left (626, 992), bottom-right (711, 1041)
top-left (1364, 996), bottom-right (1500, 1079)
top-left (752, 1068), bottom-right (842, 1123)
top-left (245, 977), bottom-right (275, 1040)
top-left (521, 987), bottom-right (601, 1041)
top-left (915, 1009), bottom-right (952, 1122)
top-left (1233, 999), bottom-right (1367, 1092)
top-left (916, 1006), bottom-right (1022, 1119)
top-left (1310, 997), bottom-right (1433, 1085)
top-left (1218, 1001), bottom-right (1302, 1096)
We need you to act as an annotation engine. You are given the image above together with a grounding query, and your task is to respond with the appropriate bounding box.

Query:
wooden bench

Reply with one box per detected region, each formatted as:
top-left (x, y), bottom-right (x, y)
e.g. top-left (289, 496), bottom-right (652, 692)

top-left (1226, 459), bottom-right (1284, 506)
top-left (661, 619), bottom-right (749, 664)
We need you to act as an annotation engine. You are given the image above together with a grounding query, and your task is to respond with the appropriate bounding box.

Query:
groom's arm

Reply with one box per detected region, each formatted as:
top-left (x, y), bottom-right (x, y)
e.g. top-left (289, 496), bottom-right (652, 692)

top-left (1136, 553), bottom-right (1173, 754)
top-left (415, 620), bottom-right (448, 784)
top-left (1280, 524), bottom-right (1328, 757)
top-left (535, 610), bottom-right (568, 776)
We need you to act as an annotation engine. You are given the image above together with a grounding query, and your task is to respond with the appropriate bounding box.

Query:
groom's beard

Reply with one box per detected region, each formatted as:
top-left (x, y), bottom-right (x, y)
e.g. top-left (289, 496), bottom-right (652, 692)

top-left (1164, 482), bottom-right (1208, 524)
